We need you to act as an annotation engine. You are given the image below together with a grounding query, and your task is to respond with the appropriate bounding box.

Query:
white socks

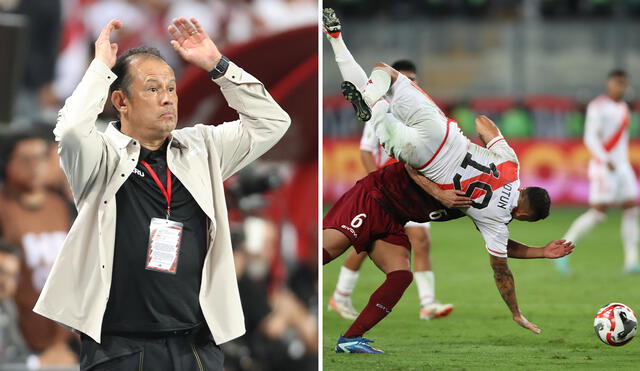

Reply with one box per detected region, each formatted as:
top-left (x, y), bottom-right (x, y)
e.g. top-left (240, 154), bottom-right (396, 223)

top-left (334, 266), bottom-right (359, 301)
top-left (564, 208), bottom-right (606, 243)
top-left (414, 271), bottom-right (436, 307)
top-left (362, 69), bottom-right (391, 107)
top-left (327, 34), bottom-right (392, 106)
top-left (622, 207), bottom-right (639, 269)
top-left (328, 35), bottom-right (368, 91)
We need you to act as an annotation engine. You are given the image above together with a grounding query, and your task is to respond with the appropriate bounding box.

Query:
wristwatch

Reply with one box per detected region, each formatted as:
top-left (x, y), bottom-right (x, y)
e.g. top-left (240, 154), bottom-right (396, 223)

top-left (209, 56), bottom-right (230, 79)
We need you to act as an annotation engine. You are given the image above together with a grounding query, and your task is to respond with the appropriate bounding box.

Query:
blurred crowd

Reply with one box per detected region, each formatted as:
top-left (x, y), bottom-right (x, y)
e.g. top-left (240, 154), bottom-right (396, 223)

top-left (326, 0), bottom-right (640, 19)
top-left (1, 0), bottom-right (316, 127)
top-left (0, 0), bottom-right (317, 370)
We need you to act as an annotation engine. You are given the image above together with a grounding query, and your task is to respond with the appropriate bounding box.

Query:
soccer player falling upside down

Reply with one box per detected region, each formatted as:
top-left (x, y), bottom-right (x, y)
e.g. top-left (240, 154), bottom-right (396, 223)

top-left (322, 8), bottom-right (575, 354)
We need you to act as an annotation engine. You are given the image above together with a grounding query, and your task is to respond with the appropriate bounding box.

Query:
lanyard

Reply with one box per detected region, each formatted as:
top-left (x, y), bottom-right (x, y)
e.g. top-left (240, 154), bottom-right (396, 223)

top-left (140, 161), bottom-right (172, 219)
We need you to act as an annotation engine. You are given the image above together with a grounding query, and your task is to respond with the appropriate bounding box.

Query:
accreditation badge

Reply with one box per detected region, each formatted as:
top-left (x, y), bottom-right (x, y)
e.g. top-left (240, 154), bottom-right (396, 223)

top-left (146, 218), bottom-right (183, 274)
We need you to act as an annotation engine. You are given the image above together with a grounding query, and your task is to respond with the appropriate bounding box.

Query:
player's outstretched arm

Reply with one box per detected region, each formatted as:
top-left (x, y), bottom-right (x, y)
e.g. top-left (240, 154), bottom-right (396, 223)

top-left (475, 115), bottom-right (502, 146)
top-left (507, 239), bottom-right (575, 259)
top-left (404, 164), bottom-right (472, 208)
top-left (489, 255), bottom-right (541, 334)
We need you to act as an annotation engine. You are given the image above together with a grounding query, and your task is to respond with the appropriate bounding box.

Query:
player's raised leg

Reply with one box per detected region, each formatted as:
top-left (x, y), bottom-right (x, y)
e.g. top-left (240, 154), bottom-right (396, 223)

top-left (329, 250), bottom-right (366, 320)
top-left (323, 8), bottom-right (369, 91)
top-left (407, 224), bottom-right (454, 320)
top-left (335, 240), bottom-right (412, 354)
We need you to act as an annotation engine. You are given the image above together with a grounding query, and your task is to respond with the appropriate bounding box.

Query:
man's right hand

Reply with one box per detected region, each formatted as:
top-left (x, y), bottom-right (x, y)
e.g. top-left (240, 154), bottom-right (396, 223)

top-left (95, 19), bottom-right (123, 68)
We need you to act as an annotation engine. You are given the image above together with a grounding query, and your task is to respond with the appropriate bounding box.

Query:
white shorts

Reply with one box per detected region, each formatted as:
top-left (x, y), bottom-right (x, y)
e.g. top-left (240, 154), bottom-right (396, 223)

top-left (404, 221), bottom-right (431, 229)
top-left (588, 160), bottom-right (638, 205)
top-left (387, 73), bottom-right (448, 165)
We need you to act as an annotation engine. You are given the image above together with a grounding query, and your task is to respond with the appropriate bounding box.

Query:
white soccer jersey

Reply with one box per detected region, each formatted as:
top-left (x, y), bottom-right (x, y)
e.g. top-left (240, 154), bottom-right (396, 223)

top-left (584, 95), bottom-right (637, 204)
top-left (371, 73), bottom-right (521, 257)
top-left (451, 138), bottom-right (521, 258)
top-left (584, 94), bottom-right (631, 165)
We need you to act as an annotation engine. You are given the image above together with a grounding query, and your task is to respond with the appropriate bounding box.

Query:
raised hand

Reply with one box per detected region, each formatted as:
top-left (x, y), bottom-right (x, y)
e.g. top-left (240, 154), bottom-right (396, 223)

top-left (168, 17), bottom-right (222, 72)
top-left (513, 313), bottom-right (541, 334)
top-left (95, 19), bottom-right (122, 68)
top-left (542, 239), bottom-right (575, 259)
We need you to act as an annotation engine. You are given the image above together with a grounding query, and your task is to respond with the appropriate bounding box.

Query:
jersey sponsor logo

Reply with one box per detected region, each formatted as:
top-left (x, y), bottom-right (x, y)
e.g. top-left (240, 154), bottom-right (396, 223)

top-left (340, 225), bottom-right (358, 238)
top-left (132, 167), bottom-right (145, 177)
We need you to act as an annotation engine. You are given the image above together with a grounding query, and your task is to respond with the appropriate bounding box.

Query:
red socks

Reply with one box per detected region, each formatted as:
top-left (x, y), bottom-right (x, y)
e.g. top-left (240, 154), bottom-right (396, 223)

top-left (343, 270), bottom-right (413, 338)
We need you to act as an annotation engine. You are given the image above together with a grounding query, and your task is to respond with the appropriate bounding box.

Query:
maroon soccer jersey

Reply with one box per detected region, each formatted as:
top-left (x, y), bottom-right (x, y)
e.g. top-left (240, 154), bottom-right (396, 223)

top-left (323, 162), bottom-right (464, 253)
top-left (361, 162), bottom-right (465, 224)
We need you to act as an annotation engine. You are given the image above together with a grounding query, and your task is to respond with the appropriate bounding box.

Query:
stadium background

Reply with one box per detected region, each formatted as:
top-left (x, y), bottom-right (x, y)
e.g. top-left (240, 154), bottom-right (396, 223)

top-left (323, 1), bottom-right (640, 369)
top-left (0, 0), bottom-right (317, 370)
top-left (323, 0), bottom-right (640, 205)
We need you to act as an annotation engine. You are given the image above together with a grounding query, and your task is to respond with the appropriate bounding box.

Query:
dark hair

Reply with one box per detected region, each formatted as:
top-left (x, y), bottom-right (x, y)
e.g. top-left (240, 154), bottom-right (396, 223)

top-left (0, 127), bottom-right (52, 182)
top-left (523, 187), bottom-right (550, 221)
top-left (608, 69), bottom-right (627, 79)
top-left (109, 46), bottom-right (167, 97)
top-left (0, 238), bottom-right (21, 260)
top-left (392, 60), bottom-right (417, 73)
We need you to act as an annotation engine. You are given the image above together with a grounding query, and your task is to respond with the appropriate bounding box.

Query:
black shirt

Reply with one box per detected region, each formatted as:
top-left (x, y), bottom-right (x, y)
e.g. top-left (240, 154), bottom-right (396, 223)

top-left (102, 140), bottom-right (208, 334)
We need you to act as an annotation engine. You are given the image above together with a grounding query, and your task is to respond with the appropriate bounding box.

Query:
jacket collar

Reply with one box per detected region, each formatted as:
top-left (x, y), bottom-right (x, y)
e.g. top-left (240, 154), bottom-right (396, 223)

top-left (104, 121), bottom-right (188, 150)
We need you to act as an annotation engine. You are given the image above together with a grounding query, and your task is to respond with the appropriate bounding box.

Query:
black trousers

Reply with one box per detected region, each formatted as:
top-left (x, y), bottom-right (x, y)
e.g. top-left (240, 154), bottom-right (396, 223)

top-left (79, 328), bottom-right (224, 371)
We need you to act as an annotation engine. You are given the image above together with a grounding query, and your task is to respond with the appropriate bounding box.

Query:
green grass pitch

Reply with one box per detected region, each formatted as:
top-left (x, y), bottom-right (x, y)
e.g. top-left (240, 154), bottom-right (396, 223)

top-left (322, 207), bottom-right (640, 370)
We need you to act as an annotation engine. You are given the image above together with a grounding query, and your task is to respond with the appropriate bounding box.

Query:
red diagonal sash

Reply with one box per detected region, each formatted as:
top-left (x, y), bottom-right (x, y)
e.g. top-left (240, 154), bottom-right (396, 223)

top-left (603, 109), bottom-right (629, 152)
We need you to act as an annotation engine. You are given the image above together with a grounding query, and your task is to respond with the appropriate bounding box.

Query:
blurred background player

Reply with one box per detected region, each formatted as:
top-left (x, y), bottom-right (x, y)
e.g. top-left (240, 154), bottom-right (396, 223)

top-left (324, 23), bottom-right (453, 322)
top-left (557, 70), bottom-right (640, 274)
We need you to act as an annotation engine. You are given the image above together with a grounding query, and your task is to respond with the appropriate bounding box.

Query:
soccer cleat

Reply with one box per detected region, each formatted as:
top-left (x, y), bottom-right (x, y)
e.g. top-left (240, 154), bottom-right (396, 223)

top-left (322, 8), bottom-right (341, 38)
top-left (335, 336), bottom-right (384, 354)
top-left (328, 295), bottom-right (360, 320)
top-left (420, 302), bottom-right (454, 320)
top-left (342, 81), bottom-right (372, 122)
top-left (624, 263), bottom-right (640, 274)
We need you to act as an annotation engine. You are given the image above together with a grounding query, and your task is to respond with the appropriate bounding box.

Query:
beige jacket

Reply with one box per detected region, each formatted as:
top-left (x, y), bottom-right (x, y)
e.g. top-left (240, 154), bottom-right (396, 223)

top-left (34, 59), bottom-right (290, 344)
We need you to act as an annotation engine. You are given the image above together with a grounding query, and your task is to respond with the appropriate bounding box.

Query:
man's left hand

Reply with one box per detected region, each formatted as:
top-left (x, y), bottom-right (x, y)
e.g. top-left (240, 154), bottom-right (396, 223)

top-left (542, 239), bottom-right (575, 259)
top-left (168, 17), bottom-right (222, 72)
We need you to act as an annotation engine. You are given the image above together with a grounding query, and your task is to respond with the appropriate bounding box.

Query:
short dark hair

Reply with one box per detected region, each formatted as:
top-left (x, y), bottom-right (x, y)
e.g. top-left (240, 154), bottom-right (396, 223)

top-left (608, 69), bottom-right (627, 79)
top-left (523, 186), bottom-right (550, 221)
top-left (0, 238), bottom-right (21, 260)
top-left (392, 60), bottom-right (417, 73)
top-left (109, 46), bottom-right (167, 97)
top-left (0, 127), bottom-right (52, 182)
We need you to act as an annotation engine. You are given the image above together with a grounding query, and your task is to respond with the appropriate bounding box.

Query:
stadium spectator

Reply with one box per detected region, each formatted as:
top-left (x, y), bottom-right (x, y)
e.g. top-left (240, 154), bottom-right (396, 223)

top-left (0, 239), bottom-right (76, 368)
top-left (34, 17), bottom-right (289, 370)
top-left (0, 130), bottom-right (76, 362)
top-left (8, 0), bottom-right (63, 125)
top-left (224, 218), bottom-right (316, 371)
